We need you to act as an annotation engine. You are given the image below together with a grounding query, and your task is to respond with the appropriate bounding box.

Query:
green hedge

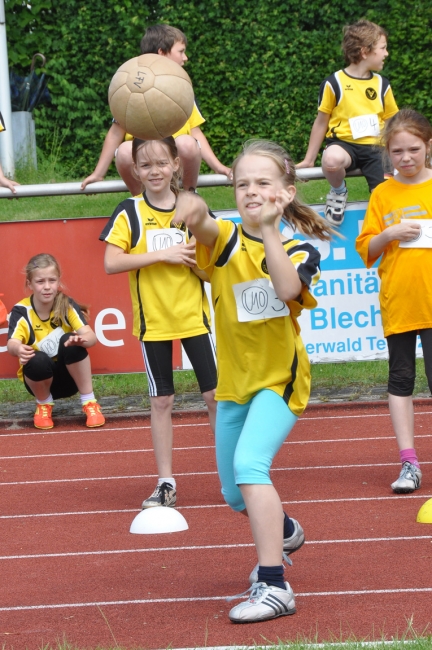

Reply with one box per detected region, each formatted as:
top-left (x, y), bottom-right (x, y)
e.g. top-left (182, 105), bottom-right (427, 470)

top-left (5, 0), bottom-right (432, 174)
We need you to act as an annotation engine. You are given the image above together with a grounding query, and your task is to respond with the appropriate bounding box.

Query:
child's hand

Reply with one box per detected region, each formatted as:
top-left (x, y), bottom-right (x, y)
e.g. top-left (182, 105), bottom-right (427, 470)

top-left (161, 241), bottom-right (197, 267)
top-left (17, 344), bottom-right (35, 365)
top-left (259, 190), bottom-right (292, 228)
top-left (389, 221), bottom-right (422, 242)
top-left (175, 191), bottom-right (207, 227)
top-left (64, 334), bottom-right (88, 347)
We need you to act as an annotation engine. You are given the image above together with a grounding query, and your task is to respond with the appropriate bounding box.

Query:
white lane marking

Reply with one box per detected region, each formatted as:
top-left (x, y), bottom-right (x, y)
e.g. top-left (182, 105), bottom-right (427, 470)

top-left (299, 410), bottom-right (432, 421)
top-left (1, 587), bottom-right (432, 611)
top-left (2, 461), bottom-right (432, 487)
top-left (1, 493), bottom-right (431, 520)
top-left (2, 432), bottom-right (432, 460)
top-left (1, 536), bottom-right (431, 561)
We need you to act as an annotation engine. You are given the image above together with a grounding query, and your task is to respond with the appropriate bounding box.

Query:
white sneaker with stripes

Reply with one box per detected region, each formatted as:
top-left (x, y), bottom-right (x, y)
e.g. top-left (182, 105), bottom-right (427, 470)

top-left (228, 581), bottom-right (296, 623)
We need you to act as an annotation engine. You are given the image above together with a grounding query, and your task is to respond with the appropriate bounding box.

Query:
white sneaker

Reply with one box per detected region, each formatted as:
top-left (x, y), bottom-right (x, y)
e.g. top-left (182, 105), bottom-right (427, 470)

top-left (391, 462), bottom-right (422, 494)
top-left (249, 518), bottom-right (305, 585)
top-left (229, 581), bottom-right (296, 623)
top-left (325, 188), bottom-right (348, 225)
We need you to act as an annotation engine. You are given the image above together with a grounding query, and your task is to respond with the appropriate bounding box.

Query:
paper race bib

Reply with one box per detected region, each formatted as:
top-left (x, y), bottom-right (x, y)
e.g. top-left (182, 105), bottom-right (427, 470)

top-left (146, 228), bottom-right (186, 252)
top-left (233, 278), bottom-right (290, 323)
top-left (399, 219), bottom-right (432, 248)
top-left (36, 326), bottom-right (66, 357)
top-left (349, 114), bottom-right (380, 140)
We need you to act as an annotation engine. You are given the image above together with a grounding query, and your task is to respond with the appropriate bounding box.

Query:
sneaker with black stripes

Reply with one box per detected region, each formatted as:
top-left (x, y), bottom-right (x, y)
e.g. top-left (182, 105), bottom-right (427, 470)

top-left (229, 581), bottom-right (296, 623)
top-left (141, 482), bottom-right (177, 509)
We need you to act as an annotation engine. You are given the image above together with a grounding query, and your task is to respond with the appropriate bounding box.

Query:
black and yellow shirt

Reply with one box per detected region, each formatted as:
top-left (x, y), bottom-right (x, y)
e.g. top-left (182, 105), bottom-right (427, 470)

top-left (0, 112), bottom-right (5, 133)
top-left (318, 70), bottom-right (398, 145)
top-left (100, 193), bottom-right (211, 341)
top-left (8, 296), bottom-right (87, 381)
top-left (196, 219), bottom-right (321, 415)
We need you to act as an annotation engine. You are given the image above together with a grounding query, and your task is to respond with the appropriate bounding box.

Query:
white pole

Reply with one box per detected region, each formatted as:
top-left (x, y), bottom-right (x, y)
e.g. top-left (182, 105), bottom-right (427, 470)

top-left (0, 0), bottom-right (15, 178)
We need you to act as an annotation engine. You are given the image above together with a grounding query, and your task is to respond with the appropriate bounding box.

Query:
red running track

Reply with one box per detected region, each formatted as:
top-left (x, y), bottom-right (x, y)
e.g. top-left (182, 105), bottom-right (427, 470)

top-left (0, 402), bottom-right (432, 650)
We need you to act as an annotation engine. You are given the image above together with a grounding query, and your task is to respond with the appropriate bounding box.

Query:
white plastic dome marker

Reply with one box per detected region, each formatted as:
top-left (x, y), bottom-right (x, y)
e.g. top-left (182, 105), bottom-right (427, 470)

top-left (130, 506), bottom-right (188, 534)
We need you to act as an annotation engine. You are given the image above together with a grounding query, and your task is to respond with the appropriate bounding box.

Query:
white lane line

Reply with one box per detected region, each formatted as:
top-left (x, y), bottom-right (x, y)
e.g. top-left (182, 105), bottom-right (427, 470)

top-left (1, 493), bottom-right (431, 520)
top-left (1, 535), bottom-right (431, 561)
top-left (0, 422), bottom-right (208, 438)
top-left (2, 461), bottom-right (432, 487)
top-left (2, 432), bottom-right (432, 460)
top-left (1, 587), bottom-right (432, 611)
top-left (2, 408), bottom-right (432, 439)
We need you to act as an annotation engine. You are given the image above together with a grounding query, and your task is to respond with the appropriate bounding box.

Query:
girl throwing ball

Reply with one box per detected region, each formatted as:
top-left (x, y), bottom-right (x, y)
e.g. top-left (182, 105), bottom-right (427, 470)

top-left (176, 140), bottom-right (333, 623)
top-left (7, 253), bottom-right (105, 430)
top-left (357, 109), bottom-right (432, 494)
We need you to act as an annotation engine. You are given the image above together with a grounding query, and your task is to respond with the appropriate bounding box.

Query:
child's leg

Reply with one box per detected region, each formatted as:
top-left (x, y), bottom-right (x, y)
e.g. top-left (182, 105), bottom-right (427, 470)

top-left (182, 334), bottom-right (217, 433)
top-left (387, 331), bottom-right (422, 493)
top-left (321, 144), bottom-right (351, 188)
top-left (23, 351), bottom-right (55, 401)
top-left (115, 141), bottom-right (143, 195)
top-left (419, 328), bottom-right (432, 394)
top-left (141, 340), bottom-right (177, 507)
top-left (174, 134), bottom-right (201, 191)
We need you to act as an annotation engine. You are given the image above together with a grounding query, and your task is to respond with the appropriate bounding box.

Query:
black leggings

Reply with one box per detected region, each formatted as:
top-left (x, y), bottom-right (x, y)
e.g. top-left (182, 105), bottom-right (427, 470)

top-left (387, 329), bottom-right (432, 396)
top-left (23, 333), bottom-right (88, 400)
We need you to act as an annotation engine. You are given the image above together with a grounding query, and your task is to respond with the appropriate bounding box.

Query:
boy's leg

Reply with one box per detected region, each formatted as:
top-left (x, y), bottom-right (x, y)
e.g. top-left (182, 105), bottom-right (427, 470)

top-left (322, 142), bottom-right (352, 225)
top-left (115, 141), bottom-right (143, 195)
top-left (174, 134), bottom-right (201, 191)
top-left (141, 340), bottom-right (177, 507)
top-left (357, 145), bottom-right (384, 192)
top-left (181, 333), bottom-right (217, 433)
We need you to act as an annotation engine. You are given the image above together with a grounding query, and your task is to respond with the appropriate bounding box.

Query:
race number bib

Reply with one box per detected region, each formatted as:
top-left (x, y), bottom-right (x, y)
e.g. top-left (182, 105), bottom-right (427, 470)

top-left (232, 278), bottom-right (290, 323)
top-left (146, 228), bottom-right (186, 252)
top-left (36, 326), bottom-right (66, 357)
top-left (349, 114), bottom-right (380, 140)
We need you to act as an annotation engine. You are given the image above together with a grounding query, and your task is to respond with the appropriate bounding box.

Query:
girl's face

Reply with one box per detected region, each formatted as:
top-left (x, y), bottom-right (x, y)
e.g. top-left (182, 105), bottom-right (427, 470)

top-left (134, 142), bottom-right (179, 195)
top-left (27, 265), bottom-right (60, 309)
top-left (234, 154), bottom-right (291, 234)
top-left (388, 130), bottom-right (432, 182)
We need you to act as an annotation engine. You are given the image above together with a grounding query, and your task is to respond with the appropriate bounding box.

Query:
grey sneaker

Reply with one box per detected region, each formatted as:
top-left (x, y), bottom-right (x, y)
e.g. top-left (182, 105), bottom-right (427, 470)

top-left (391, 462), bottom-right (422, 494)
top-left (229, 581), bottom-right (296, 623)
top-left (325, 188), bottom-right (348, 225)
top-left (248, 517), bottom-right (305, 585)
top-left (141, 482), bottom-right (176, 509)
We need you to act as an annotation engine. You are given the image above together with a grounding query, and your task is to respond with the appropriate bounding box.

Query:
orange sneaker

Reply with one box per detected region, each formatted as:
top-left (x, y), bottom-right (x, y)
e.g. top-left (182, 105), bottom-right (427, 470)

top-left (34, 403), bottom-right (54, 429)
top-left (82, 400), bottom-right (105, 428)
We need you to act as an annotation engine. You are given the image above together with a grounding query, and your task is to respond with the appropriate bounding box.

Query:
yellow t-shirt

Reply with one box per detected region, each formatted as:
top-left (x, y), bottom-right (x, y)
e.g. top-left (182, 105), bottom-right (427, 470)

top-left (7, 296), bottom-right (87, 381)
top-left (100, 192), bottom-right (211, 341)
top-left (356, 177), bottom-right (432, 336)
top-left (319, 70), bottom-right (398, 145)
top-left (124, 102), bottom-right (205, 141)
top-left (196, 220), bottom-right (321, 415)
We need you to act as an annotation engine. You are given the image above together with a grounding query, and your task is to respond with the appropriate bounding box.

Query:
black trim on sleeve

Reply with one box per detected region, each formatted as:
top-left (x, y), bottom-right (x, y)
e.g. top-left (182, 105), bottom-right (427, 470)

top-left (215, 223), bottom-right (239, 268)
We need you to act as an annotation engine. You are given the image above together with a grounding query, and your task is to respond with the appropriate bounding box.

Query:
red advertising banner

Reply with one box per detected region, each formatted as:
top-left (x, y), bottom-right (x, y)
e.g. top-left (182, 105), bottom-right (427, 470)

top-left (0, 218), bottom-right (182, 379)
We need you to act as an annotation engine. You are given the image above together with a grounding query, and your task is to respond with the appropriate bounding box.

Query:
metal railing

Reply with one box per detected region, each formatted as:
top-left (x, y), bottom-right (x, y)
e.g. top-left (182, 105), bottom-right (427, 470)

top-left (0, 168), bottom-right (362, 199)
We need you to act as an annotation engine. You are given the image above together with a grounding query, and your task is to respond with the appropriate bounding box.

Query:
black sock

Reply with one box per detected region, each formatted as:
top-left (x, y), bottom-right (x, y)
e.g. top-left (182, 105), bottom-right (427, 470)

top-left (283, 512), bottom-right (294, 539)
top-left (257, 565), bottom-right (286, 590)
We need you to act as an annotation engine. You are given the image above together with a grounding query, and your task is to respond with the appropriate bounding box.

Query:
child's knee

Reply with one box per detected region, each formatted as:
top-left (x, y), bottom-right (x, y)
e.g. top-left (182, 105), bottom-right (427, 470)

top-left (221, 485), bottom-right (245, 511)
top-left (150, 394), bottom-right (175, 414)
top-left (115, 141), bottom-right (133, 172)
top-left (322, 146), bottom-right (349, 171)
top-left (175, 135), bottom-right (201, 162)
top-left (23, 351), bottom-right (53, 381)
top-left (60, 334), bottom-right (88, 365)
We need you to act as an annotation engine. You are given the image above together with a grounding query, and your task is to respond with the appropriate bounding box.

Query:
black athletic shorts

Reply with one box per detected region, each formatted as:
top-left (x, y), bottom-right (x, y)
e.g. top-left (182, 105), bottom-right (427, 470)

top-left (140, 333), bottom-right (217, 397)
top-left (324, 137), bottom-right (384, 191)
top-left (387, 329), bottom-right (432, 396)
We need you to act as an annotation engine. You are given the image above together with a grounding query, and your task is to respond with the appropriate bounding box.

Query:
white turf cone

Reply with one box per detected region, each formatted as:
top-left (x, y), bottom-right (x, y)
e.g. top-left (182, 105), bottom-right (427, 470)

top-left (130, 506), bottom-right (189, 534)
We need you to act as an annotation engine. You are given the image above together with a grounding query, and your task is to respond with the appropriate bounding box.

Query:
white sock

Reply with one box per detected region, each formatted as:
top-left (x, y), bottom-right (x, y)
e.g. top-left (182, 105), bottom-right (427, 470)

top-left (36, 394), bottom-right (54, 405)
top-left (158, 477), bottom-right (176, 489)
top-left (331, 181), bottom-right (347, 194)
top-left (80, 392), bottom-right (95, 405)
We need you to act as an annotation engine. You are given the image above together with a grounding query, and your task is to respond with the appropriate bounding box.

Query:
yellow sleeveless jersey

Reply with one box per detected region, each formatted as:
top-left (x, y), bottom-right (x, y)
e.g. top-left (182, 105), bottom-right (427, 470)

top-left (100, 193), bottom-right (211, 341)
top-left (8, 295), bottom-right (87, 381)
top-left (196, 220), bottom-right (321, 415)
top-left (124, 102), bottom-right (205, 141)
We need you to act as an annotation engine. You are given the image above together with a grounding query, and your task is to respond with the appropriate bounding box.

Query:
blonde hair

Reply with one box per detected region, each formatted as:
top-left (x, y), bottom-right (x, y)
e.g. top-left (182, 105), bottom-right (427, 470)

top-left (132, 137), bottom-right (182, 196)
top-left (25, 253), bottom-right (88, 324)
top-left (232, 140), bottom-right (335, 241)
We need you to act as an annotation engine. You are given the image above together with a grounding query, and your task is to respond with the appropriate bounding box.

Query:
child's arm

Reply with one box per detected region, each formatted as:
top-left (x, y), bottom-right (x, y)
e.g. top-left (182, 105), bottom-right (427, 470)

top-left (260, 191), bottom-right (302, 302)
top-left (7, 338), bottom-right (34, 364)
top-left (0, 164), bottom-right (19, 193)
top-left (295, 111), bottom-right (330, 168)
top-left (81, 122), bottom-right (126, 189)
top-left (191, 126), bottom-right (231, 177)
top-left (64, 325), bottom-right (97, 348)
top-left (104, 241), bottom-right (197, 274)
top-left (368, 221), bottom-right (421, 259)
top-left (175, 191), bottom-right (219, 247)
